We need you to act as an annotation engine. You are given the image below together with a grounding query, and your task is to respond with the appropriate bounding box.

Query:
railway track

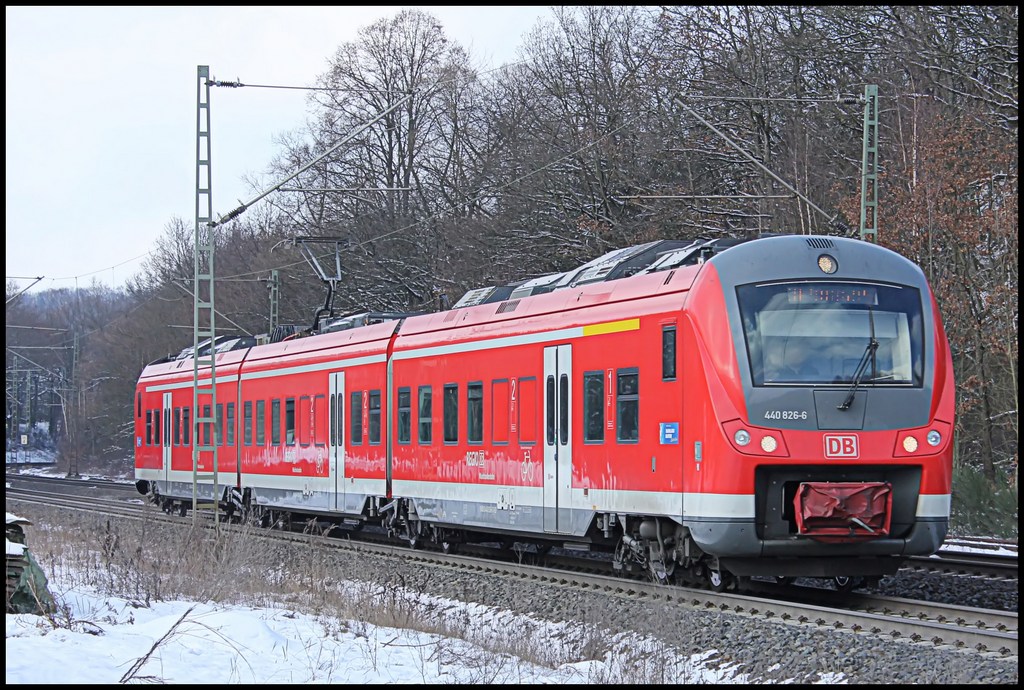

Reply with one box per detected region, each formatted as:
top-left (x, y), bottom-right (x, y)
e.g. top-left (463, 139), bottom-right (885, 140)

top-left (6, 481), bottom-right (1017, 658)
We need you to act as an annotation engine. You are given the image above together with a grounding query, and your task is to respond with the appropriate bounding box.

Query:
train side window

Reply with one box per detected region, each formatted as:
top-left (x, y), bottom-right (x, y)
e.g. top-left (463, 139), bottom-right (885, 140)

top-left (227, 402), bottom-right (236, 446)
top-left (298, 396), bottom-right (311, 447)
top-left (491, 379), bottom-right (509, 445)
top-left (368, 390), bottom-right (381, 445)
top-left (350, 391), bottom-right (363, 445)
top-left (662, 326), bottom-right (677, 380)
top-left (313, 395), bottom-right (326, 447)
top-left (183, 407), bottom-right (191, 446)
top-left (216, 403), bottom-right (224, 446)
top-left (271, 399), bottom-right (281, 446)
top-left (284, 398), bottom-right (296, 446)
top-left (256, 400), bottom-right (266, 446)
top-left (443, 383), bottom-right (459, 444)
top-left (418, 385), bottom-right (432, 444)
top-left (243, 401), bottom-right (253, 446)
top-left (583, 371), bottom-right (604, 443)
top-left (616, 368), bottom-right (639, 443)
top-left (397, 387), bottom-right (411, 444)
top-left (518, 377), bottom-right (537, 445)
top-left (467, 382), bottom-right (483, 444)
top-left (145, 410), bottom-right (153, 445)
top-left (173, 407), bottom-right (181, 447)
top-left (203, 404), bottom-right (212, 446)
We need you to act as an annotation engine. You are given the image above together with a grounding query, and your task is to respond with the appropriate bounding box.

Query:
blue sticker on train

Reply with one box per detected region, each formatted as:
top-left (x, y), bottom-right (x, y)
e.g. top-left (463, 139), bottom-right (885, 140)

top-left (660, 422), bottom-right (679, 444)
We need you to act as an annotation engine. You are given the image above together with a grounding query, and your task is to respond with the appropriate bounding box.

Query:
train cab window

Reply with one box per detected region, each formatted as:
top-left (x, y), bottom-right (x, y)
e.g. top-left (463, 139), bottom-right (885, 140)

top-left (616, 368), bottom-right (639, 443)
top-left (368, 390), bottom-right (381, 445)
top-left (491, 379), bottom-right (509, 445)
top-left (243, 401), bottom-right (253, 446)
top-left (226, 402), bottom-right (235, 446)
top-left (418, 385), bottom-right (433, 444)
top-left (662, 326), bottom-right (677, 380)
top-left (737, 282), bottom-right (924, 387)
top-left (271, 400), bottom-right (281, 446)
top-left (183, 407), bottom-right (191, 446)
top-left (350, 391), bottom-right (363, 445)
top-left (443, 383), bottom-right (459, 444)
top-left (397, 388), bottom-right (411, 444)
top-left (136, 393), bottom-right (142, 419)
top-left (256, 400), bottom-right (266, 446)
top-left (467, 382), bottom-right (483, 444)
top-left (518, 377), bottom-right (537, 445)
top-left (583, 371), bottom-right (604, 443)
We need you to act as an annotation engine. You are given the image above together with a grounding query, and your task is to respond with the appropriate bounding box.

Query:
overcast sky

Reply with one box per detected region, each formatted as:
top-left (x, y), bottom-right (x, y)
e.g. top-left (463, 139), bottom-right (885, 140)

top-left (5, 6), bottom-right (550, 292)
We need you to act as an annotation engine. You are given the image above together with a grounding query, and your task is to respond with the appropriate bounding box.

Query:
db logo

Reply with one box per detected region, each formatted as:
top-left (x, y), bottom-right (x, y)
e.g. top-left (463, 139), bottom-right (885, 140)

top-left (824, 434), bottom-right (859, 458)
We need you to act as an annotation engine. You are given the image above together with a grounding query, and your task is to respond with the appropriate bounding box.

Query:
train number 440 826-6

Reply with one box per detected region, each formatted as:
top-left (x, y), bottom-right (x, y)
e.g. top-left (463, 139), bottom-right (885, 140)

top-left (764, 410), bottom-right (808, 420)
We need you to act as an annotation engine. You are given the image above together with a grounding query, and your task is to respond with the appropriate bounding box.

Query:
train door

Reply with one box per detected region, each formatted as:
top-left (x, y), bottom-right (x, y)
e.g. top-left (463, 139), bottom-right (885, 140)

top-left (162, 392), bottom-right (172, 482)
top-left (543, 344), bottom-right (572, 533)
top-left (329, 372), bottom-right (346, 512)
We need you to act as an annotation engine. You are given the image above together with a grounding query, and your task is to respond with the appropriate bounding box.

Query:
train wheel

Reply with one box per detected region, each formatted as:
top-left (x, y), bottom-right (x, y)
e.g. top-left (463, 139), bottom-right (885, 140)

top-left (774, 576), bottom-right (793, 586)
top-left (441, 539), bottom-right (459, 555)
top-left (177, 503), bottom-right (188, 517)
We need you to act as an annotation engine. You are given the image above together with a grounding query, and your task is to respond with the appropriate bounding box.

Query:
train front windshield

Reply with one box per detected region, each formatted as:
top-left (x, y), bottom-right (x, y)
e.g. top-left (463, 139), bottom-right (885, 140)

top-left (737, 281), bottom-right (924, 387)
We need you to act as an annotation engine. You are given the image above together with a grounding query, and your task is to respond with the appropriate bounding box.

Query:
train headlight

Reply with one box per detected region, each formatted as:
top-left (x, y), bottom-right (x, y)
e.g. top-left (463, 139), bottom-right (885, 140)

top-left (817, 254), bottom-right (838, 274)
top-left (760, 435), bottom-right (778, 453)
top-left (734, 429), bottom-right (751, 446)
top-left (902, 435), bottom-right (919, 453)
top-left (927, 430), bottom-right (942, 447)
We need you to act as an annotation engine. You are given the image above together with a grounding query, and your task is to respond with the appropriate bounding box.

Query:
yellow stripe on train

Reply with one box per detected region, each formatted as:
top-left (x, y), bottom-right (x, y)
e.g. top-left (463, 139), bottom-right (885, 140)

top-left (582, 318), bottom-right (640, 337)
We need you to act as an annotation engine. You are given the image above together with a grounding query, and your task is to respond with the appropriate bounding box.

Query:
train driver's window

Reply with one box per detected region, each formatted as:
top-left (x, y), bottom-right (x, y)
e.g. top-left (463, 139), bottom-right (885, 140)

top-left (616, 368), bottom-right (639, 443)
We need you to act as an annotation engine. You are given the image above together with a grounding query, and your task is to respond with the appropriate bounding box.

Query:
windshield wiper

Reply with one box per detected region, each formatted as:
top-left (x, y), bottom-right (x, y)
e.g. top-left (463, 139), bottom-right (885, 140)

top-left (838, 338), bottom-right (878, 410)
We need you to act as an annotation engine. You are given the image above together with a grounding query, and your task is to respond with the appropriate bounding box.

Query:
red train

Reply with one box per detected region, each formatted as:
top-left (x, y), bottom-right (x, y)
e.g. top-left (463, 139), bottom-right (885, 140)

top-left (135, 234), bottom-right (955, 590)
